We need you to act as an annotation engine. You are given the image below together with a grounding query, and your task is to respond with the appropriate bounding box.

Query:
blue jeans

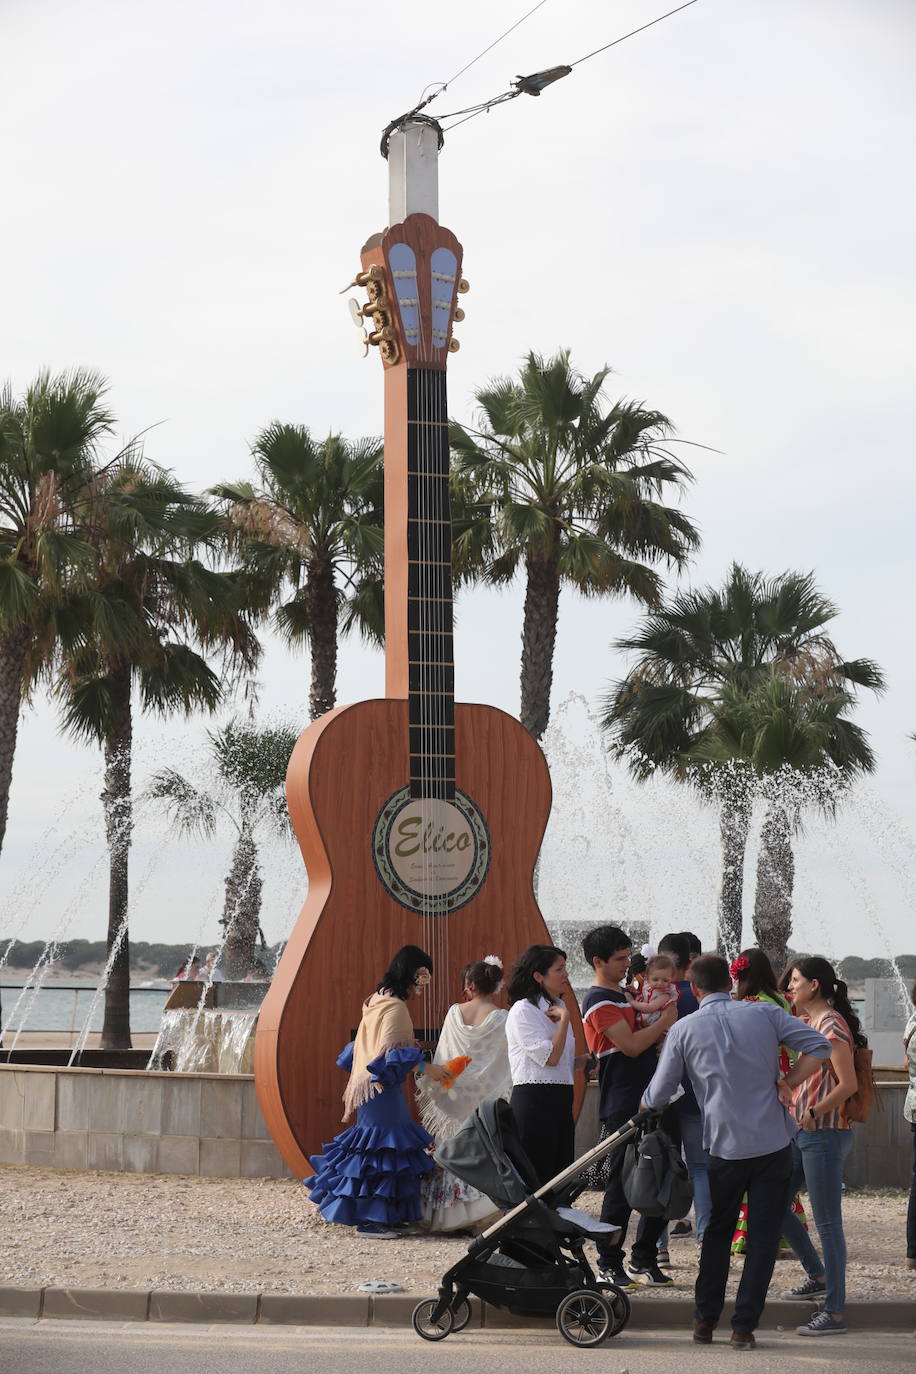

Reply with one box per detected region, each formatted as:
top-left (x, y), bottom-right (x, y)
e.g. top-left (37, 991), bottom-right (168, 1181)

top-left (782, 1129), bottom-right (854, 1315)
top-left (678, 1110), bottom-right (712, 1242)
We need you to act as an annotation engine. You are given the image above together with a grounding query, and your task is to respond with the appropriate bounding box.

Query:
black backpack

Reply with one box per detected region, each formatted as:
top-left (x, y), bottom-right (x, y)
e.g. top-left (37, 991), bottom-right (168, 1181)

top-left (622, 1120), bottom-right (693, 1221)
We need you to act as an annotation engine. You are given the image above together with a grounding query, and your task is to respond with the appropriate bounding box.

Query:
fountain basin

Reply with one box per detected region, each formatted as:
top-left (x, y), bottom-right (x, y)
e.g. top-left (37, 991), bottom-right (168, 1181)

top-left (0, 1062), bottom-right (293, 1177)
top-left (0, 1062), bottom-right (909, 1185)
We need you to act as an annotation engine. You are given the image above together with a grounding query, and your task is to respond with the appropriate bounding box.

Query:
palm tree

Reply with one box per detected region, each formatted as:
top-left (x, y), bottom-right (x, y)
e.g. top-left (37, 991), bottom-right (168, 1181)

top-left (56, 459), bottom-right (259, 1047)
top-left (687, 672), bottom-right (878, 970)
top-left (601, 564), bottom-right (884, 956)
top-left (148, 720), bottom-right (297, 978)
top-left (212, 426), bottom-right (384, 722)
top-left (0, 369), bottom-right (114, 855)
top-left (449, 349), bottom-right (699, 739)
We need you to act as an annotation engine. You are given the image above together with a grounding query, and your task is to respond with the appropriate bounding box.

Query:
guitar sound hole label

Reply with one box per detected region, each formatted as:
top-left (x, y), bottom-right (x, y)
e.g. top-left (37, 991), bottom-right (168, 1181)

top-left (373, 786), bottom-right (491, 912)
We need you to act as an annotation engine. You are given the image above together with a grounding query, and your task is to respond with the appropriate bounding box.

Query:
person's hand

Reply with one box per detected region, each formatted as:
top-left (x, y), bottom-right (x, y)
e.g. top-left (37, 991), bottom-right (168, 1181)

top-left (424, 1062), bottom-right (447, 1083)
top-left (658, 1002), bottom-right (678, 1028)
top-left (776, 1077), bottom-right (794, 1109)
top-left (545, 1004), bottom-right (569, 1025)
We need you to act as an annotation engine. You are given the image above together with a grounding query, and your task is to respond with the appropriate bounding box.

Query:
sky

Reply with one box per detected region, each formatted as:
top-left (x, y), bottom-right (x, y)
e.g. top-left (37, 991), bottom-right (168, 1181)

top-left (1, 0), bottom-right (915, 963)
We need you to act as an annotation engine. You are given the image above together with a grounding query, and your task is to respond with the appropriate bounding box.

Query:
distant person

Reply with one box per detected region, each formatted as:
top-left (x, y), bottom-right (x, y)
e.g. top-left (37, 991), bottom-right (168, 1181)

top-left (779, 956), bottom-right (868, 1337)
top-left (580, 924), bottom-right (677, 1289)
top-left (679, 930), bottom-right (702, 971)
top-left (656, 931), bottom-right (708, 1253)
top-left (506, 945), bottom-right (592, 1187)
top-left (642, 953), bottom-right (831, 1351)
top-left (729, 949), bottom-right (810, 1263)
top-left (905, 982), bottom-right (916, 1272)
top-left (244, 958), bottom-right (269, 982)
top-left (174, 956), bottom-right (201, 981)
top-left (201, 952), bottom-right (224, 983)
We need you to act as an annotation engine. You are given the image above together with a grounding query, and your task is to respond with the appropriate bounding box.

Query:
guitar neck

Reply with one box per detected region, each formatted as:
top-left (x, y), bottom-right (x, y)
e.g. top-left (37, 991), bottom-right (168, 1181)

top-left (385, 365), bottom-right (455, 799)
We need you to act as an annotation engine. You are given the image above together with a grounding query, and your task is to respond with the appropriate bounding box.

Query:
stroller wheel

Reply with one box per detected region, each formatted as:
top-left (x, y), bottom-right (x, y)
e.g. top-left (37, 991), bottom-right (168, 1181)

top-left (597, 1281), bottom-right (631, 1335)
top-left (412, 1299), bottom-right (454, 1341)
top-left (555, 1289), bottom-right (613, 1348)
top-left (451, 1297), bottom-right (472, 1332)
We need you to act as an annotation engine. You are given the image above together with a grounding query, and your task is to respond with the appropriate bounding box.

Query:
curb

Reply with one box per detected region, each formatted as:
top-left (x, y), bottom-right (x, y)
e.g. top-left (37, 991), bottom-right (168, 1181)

top-left (0, 1288), bottom-right (913, 1330)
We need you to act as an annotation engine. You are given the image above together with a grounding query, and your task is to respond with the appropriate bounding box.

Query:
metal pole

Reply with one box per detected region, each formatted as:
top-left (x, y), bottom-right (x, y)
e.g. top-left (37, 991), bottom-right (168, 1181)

top-left (386, 119), bottom-right (441, 226)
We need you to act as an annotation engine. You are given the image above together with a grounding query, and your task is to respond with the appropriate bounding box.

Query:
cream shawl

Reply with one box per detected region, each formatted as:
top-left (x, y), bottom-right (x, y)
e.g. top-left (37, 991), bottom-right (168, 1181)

top-left (342, 994), bottom-right (416, 1121)
top-left (417, 1002), bottom-right (511, 1141)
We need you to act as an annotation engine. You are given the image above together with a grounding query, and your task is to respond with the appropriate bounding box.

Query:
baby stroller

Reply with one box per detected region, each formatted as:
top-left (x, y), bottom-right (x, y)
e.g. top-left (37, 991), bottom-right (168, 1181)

top-left (411, 1101), bottom-right (652, 1348)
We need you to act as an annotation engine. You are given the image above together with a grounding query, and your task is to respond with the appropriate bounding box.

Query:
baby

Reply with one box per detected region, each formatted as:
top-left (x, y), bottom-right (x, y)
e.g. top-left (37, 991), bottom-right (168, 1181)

top-left (625, 953), bottom-right (678, 1027)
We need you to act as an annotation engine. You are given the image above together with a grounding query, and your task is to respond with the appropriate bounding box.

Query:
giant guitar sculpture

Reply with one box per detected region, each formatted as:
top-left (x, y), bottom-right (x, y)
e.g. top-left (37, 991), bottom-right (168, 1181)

top-left (255, 127), bottom-right (584, 1176)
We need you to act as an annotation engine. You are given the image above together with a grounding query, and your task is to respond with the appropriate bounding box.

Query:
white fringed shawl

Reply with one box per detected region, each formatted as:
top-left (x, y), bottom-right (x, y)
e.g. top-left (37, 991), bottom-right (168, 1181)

top-left (417, 1003), bottom-right (511, 1140)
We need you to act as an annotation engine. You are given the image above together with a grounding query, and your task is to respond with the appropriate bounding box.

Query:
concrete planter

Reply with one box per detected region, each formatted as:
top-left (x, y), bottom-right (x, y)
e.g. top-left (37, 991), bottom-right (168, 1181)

top-left (0, 1063), bottom-right (292, 1178)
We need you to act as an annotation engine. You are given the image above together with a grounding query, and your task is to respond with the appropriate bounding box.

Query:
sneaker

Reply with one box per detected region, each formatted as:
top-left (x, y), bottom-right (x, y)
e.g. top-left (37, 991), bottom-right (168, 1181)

top-left (355, 1223), bottom-right (400, 1238)
top-left (782, 1276), bottom-right (827, 1300)
top-left (656, 1247), bottom-right (671, 1266)
top-left (671, 1220), bottom-right (694, 1238)
top-left (626, 1261), bottom-right (674, 1287)
top-left (597, 1264), bottom-right (636, 1291)
top-left (797, 1311), bottom-right (847, 1336)
top-left (906, 1257), bottom-right (916, 1270)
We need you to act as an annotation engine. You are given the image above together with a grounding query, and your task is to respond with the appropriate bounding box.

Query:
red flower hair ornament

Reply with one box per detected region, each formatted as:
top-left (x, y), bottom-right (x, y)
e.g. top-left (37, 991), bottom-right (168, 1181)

top-left (729, 955), bottom-right (751, 979)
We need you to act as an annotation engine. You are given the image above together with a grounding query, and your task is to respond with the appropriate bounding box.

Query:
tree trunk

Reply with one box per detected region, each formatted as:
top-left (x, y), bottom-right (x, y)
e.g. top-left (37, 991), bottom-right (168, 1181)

top-left (520, 551), bottom-right (560, 740)
top-left (0, 625), bottom-right (29, 857)
top-left (753, 801), bottom-right (794, 975)
top-left (219, 821), bottom-right (263, 980)
top-left (306, 559), bottom-right (338, 721)
top-left (717, 790), bottom-right (751, 960)
top-left (101, 668), bottom-right (133, 1049)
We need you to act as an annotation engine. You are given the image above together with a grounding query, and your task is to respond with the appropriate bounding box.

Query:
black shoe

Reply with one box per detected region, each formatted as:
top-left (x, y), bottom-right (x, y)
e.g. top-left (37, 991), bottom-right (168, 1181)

top-left (782, 1275), bottom-right (826, 1300)
top-left (627, 1261), bottom-right (674, 1287)
top-left (671, 1220), bottom-right (694, 1238)
top-left (597, 1264), bottom-right (636, 1291)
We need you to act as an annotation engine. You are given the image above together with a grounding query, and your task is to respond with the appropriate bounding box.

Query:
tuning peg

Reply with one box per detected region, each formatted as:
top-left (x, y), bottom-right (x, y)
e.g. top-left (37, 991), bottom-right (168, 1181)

top-left (356, 329), bottom-right (369, 357)
top-left (368, 326), bottom-right (395, 347)
top-left (457, 278), bottom-right (470, 294)
top-left (454, 307), bottom-right (465, 322)
top-left (347, 298), bottom-right (365, 328)
top-left (339, 264), bottom-right (385, 294)
top-left (448, 338), bottom-right (460, 353)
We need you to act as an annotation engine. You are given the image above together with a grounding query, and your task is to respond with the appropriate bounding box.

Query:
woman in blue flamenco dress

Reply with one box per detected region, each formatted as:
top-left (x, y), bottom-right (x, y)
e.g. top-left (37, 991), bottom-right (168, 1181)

top-left (306, 945), bottom-right (448, 1236)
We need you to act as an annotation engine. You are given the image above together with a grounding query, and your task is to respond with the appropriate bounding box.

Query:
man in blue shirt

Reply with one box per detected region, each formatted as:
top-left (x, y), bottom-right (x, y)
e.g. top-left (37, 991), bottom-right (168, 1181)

top-left (643, 953), bottom-right (831, 1350)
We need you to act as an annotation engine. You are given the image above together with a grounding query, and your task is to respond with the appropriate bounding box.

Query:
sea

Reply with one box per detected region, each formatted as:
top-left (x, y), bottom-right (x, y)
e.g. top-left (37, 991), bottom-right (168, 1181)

top-left (0, 983), bottom-right (171, 1034)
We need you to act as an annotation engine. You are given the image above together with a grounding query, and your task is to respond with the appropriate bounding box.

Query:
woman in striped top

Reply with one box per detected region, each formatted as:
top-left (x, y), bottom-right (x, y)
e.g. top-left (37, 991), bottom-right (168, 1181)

top-left (781, 956), bottom-right (865, 1337)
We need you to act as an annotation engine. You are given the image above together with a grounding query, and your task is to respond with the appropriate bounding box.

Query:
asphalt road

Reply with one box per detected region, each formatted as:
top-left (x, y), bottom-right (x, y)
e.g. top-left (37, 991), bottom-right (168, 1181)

top-left (2, 1321), bottom-right (915, 1374)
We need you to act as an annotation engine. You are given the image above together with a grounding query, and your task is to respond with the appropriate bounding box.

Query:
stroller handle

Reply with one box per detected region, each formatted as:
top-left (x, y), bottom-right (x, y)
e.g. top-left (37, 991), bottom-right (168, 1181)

top-left (471, 1107), bottom-right (657, 1248)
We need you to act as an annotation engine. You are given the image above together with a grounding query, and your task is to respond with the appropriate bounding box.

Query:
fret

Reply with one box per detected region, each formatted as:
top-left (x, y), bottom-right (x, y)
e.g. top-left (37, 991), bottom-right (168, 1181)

top-left (407, 600), bottom-right (453, 634)
top-left (409, 662), bottom-right (454, 692)
top-left (409, 696), bottom-right (455, 726)
top-left (410, 724), bottom-right (454, 753)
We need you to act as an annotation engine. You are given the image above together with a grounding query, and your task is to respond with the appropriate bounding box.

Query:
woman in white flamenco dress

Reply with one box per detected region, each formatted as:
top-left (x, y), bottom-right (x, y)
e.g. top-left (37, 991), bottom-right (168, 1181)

top-left (417, 956), bottom-right (512, 1233)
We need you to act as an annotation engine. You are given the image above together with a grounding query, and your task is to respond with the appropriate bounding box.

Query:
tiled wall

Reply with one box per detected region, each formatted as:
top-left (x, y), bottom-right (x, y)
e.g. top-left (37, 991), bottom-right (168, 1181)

top-left (0, 1065), bottom-right (294, 1177)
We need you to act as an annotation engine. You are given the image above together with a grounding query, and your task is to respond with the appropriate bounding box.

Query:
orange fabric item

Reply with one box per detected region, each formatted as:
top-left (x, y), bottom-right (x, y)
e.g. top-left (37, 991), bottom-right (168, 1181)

top-left (439, 1055), bottom-right (472, 1090)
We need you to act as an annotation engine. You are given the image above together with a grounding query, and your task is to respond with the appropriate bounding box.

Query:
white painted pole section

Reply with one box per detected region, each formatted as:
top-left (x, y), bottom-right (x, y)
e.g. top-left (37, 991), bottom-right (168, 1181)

top-left (387, 121), bottom-right (439, 226)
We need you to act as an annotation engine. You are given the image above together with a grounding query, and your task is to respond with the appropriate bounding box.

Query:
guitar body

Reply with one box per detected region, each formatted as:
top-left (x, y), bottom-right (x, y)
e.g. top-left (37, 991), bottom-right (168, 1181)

top-left (255, 697), bottom-right (585, 1177)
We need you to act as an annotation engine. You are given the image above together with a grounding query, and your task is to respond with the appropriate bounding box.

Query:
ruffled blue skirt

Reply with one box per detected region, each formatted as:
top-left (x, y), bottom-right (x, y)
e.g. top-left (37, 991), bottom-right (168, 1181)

top-left (306, 1077), bottom-right (434, 1227)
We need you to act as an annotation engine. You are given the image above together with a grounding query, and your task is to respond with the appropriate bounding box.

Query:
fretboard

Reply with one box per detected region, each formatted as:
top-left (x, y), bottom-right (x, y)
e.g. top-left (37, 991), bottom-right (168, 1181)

top-left (407, 368), bottom-right (454, 799)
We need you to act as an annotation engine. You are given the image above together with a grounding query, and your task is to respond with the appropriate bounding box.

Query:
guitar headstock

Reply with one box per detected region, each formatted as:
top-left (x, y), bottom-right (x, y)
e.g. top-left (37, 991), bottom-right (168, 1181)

top-left (348, 213), bottom-right (466, 370)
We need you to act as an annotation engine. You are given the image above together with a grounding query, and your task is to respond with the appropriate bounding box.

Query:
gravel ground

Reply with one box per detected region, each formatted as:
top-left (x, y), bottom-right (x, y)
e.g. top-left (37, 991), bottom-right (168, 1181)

top-left (1, 1166), bottom-right (912, 1300)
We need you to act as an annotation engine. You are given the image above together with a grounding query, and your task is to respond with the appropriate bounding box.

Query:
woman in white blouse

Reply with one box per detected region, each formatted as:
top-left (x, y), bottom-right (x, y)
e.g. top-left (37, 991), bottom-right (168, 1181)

top-left (505, 944), bottom-right (590, 1186)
